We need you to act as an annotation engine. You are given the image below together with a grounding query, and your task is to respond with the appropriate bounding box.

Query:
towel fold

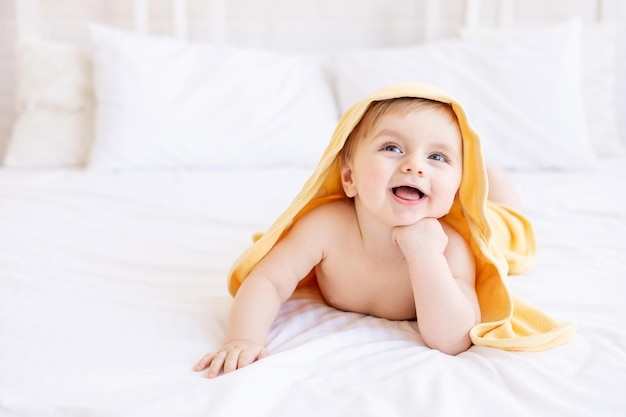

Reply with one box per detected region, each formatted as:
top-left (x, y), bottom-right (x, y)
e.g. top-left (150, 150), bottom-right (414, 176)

top-left (229, 83), bottom-right (576, 351)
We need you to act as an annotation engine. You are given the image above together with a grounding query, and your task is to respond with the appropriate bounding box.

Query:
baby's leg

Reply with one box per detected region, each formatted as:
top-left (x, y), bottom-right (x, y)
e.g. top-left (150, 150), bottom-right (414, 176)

top-left (486, 166), bottom-right (522, 210)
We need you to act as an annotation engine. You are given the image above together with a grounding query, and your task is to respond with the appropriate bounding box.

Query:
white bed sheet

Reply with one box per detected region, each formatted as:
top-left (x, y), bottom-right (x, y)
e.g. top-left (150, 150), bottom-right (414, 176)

top-left (0, 160), bottom-right (625, 417)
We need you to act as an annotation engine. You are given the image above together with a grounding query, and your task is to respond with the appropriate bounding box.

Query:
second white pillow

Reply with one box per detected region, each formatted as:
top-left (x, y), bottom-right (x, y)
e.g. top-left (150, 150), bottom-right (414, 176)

top-left (333, 20), bottom-right (595, 170)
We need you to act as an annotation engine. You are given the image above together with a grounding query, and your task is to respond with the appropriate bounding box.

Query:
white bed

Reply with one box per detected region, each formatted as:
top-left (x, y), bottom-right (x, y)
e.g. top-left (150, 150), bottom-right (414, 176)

top-left (1, 1), bottom-right (625, 416)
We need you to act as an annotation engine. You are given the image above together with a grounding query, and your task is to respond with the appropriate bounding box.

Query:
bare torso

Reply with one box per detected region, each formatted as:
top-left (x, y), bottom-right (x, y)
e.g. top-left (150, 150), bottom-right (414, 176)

top-left (313, 200), bottom-right (420, 320)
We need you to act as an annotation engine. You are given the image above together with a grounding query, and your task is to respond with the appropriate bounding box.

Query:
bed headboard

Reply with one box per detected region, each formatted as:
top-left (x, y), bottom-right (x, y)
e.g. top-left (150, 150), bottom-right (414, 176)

top-left (12, 0), bottom-right (621, 46)
top-left (1, 0), bottom-right (625, 157)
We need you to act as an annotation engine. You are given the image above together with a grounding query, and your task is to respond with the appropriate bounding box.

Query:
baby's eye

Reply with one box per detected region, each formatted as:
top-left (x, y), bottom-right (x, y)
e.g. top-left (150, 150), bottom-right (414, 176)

top-left (382, 144), bottom-right (401, 153)
top-left (428, 153), bottom-right (448, 162)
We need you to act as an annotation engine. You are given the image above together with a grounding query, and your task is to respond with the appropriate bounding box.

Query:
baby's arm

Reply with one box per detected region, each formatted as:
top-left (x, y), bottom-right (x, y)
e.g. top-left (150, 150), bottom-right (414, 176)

top-left (392, 219), bottom-right (479, 355)
top-left (195, 211), bottom-right (327, 378)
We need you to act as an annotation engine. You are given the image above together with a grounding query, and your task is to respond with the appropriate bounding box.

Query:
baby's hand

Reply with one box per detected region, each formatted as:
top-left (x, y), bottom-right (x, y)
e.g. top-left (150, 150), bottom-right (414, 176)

top-left (194, 340), bottom-right (269, 378)
top-left (392, 218), bottom-right (448, 257)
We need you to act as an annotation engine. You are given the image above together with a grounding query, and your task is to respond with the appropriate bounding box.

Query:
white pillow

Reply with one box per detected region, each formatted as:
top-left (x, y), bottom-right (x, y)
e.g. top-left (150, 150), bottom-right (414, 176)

top-left (461, 21), bottom-right (623, 157)
top-left (89, 24), bottom-right (339, 171)
top-left (4, 39), bottom-right (93, 168)
top-left (333, 20), bottom-right (596, 170)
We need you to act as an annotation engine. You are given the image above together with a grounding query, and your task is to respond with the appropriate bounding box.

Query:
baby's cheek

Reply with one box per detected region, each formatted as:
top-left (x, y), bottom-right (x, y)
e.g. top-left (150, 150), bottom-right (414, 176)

top-left (440, 189), bottom-right (459, 213)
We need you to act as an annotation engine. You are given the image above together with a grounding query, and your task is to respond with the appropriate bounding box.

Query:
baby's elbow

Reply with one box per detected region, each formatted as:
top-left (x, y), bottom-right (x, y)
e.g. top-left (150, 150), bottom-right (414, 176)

top-left (436, 342), bottom-right (471, 356)
top-left (419, 312), bottom-right (478, 355)
top-left (424, 334), bottom-right (472, 356)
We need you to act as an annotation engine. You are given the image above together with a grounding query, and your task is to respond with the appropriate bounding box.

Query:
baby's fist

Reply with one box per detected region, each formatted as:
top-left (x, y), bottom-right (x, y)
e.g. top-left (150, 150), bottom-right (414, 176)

top-left (392, 218), bottom-right (448, 256)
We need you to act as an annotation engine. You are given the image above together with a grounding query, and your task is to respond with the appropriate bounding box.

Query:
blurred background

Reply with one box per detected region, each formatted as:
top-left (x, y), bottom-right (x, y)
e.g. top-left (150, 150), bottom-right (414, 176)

top-left (1, 0), bottom-right (624, 157)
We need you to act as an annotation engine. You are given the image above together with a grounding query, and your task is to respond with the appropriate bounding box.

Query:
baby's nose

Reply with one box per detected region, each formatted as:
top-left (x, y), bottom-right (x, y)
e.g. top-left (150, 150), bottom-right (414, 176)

top-left (401, 160), bottom-right (425, 177)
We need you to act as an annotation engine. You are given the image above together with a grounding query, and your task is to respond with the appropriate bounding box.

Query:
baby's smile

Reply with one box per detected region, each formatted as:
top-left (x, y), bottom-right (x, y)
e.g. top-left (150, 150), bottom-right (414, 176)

top-left (392, 185), bottom-right (425, 201)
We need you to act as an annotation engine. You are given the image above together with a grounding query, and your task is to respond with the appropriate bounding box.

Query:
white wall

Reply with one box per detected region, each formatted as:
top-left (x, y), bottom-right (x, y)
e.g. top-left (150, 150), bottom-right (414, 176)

top-left (616, 1), bottom-right (626, 146)
top-left (0, 1), bottom-right (16, 156)
top-left (0, 0), bottom-right (624, 156)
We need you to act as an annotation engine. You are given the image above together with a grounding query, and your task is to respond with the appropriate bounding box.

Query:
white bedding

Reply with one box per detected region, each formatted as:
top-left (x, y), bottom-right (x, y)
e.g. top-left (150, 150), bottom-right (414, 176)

top-left (1, 159), bottom-right (625, 417)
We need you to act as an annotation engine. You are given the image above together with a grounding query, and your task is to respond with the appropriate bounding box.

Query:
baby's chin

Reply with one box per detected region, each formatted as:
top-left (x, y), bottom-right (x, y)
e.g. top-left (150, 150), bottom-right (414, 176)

top-left (423, 205), bottom-right (455, 220)
top-left (390, 202), bottom-right (454, 227)
top-left (393, 214), bottom-right (441, 227)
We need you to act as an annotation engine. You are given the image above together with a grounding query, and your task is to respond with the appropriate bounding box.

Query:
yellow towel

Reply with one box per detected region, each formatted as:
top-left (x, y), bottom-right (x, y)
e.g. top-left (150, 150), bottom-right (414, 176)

top-left (228, 82), bottom-right (576, 351)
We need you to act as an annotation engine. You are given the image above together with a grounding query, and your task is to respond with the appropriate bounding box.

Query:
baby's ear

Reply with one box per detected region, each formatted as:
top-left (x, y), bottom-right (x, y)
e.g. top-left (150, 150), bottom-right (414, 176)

top-left (341, 164), bottom-right (357, 198)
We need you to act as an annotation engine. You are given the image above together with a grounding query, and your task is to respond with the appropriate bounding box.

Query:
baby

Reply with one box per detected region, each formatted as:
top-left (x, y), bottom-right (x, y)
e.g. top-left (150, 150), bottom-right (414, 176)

top-left (195, 83), bottom-right (571, 378)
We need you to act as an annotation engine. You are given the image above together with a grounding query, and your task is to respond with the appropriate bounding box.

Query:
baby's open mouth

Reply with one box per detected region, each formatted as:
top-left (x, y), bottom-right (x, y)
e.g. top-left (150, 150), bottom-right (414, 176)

top-left (392, 186), bottom-right (425, 201)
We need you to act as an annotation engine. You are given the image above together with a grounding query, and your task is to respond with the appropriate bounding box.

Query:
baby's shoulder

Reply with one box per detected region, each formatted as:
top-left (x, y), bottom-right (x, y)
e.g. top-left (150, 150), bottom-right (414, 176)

top-left (441, 221), bottom-right (474, 264)
top-left (298, 199), bottom-right (356, 228)
top-left (441, 221), bottom-right (464, 240)
top-left (287, 200), bottom-right (355, 247)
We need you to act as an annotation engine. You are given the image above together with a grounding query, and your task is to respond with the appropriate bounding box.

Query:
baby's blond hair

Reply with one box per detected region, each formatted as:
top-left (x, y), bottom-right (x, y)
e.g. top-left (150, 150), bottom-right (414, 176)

top-left (340, 98), bottom-right (458, 166)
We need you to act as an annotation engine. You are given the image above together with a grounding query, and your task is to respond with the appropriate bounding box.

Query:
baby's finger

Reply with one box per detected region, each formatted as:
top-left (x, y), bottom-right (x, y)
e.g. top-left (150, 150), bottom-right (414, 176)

top-left (223, 349), bottom-right (244, 374)
top-left (193, 352), bottom-right (215, 372)
top-left (236, 347), bottom-right (263, 369)
top-left (206, 351), bottom-right (227, 378)
top-left (258, 347), bottom-right (269, 360)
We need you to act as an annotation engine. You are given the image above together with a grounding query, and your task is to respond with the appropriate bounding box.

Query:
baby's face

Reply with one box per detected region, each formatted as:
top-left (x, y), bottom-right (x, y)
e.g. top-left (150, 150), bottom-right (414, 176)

top-left (341, 106), bottom-right (463, 226)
